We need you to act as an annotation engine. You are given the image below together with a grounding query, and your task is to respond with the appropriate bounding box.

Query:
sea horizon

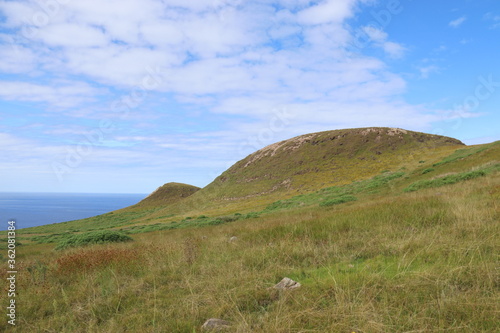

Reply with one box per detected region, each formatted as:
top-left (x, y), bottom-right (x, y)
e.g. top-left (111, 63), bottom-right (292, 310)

top-left (0, 192), bottom-right (147, 231)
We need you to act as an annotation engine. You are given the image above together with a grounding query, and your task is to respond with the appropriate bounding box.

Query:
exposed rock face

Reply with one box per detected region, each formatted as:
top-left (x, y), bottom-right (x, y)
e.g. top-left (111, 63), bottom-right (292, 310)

top-left (201, 318), bottom-right (231, 331)
top-left (273, 277), bottom-right (301, 290)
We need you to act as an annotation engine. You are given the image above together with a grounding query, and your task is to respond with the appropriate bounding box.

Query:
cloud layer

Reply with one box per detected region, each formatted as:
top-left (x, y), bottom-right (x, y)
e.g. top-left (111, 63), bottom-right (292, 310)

top-left (1, 0), bottom-right (494, 192)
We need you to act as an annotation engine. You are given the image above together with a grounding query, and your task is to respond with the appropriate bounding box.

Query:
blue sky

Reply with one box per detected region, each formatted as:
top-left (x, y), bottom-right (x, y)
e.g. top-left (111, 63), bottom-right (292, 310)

top-left (0, 0), bottom-right (499, 194)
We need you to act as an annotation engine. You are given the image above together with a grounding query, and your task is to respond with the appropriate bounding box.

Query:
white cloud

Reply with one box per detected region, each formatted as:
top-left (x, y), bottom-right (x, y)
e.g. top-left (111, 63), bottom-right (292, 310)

top-left (362, 26), bottom-right (406, 58)
top-left (382, 41), bottom-right (406, 59)
top-left (418, 65), bottom-right (440, 79)
top-left (449, 16), bottom-right (467, 28)
top-left (36, 23), bottom-right (109, 48)
top-left (484, 12), bottom-right (500, 29)
top-left (363, 26), bottom-right (388, 43)
top-left (298, 0), bottom-right (357, 25)
top-left (0, 81), bottom-right (101, 108)
top-left (0, 39), bottom-right (37, 73)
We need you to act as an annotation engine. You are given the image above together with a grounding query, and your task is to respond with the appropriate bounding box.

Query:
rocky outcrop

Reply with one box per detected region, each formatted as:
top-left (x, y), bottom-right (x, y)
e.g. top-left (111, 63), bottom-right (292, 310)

top-left (201, 318), bottom-right (231, 331)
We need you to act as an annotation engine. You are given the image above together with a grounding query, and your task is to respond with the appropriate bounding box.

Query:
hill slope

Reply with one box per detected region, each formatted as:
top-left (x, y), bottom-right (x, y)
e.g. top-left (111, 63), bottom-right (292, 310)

top-left (210, 127), bottom-right (463, 197)
top-left (152, 127), bottom-right (464, 215)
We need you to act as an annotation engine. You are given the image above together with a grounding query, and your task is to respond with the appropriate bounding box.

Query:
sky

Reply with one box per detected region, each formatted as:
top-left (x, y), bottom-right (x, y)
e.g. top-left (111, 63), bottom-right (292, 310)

top-left (0, 0), bottom-right (499, 194)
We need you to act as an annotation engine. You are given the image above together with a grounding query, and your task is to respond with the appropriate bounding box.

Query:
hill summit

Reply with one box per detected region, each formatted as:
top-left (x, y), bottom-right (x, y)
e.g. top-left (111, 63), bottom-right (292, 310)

top-left (204, 127), bottom-right (463, 197)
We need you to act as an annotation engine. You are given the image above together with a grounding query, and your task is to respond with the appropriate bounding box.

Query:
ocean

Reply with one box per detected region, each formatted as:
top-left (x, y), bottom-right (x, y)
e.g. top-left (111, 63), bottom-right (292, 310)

top-left (0, 192), bottom-right (147, 231)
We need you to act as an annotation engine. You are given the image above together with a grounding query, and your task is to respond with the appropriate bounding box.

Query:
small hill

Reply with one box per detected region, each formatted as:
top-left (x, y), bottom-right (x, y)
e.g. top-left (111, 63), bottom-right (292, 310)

top-left (163, 127), bottom-right (464, 214)
top-left (213, 127), bottom-right (463, 195)
top-left (131, 182), bottom-right (200, 209)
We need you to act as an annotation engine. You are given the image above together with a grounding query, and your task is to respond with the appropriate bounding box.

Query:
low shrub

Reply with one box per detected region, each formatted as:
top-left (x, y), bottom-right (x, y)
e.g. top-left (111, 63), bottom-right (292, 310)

top-left (422, 168), bottom-right (435, 174)
top-left (55, 230), bottom-right (133, 250)
top-left (244, 212), bottom-right (260, 219)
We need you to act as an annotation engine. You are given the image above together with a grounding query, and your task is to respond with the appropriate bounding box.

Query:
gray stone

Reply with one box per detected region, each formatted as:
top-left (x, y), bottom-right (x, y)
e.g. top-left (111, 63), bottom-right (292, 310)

top-left (273, 277), bottom-right (301, 290)
top-left (229, 236), bottom-right (238, 242)
top-left (201, 318), bottom-right (231, 331)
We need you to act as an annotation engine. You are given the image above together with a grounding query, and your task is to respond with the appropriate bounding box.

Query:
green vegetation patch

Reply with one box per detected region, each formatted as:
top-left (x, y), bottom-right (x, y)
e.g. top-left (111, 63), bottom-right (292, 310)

top-left (404, 164), bottom-right (500, 192)
top-left (422, 168), bottom-right (435, 174)
top-left (288, 255), bottom-right (428, 286)
top-left (31, 232), bottom-right (73, 244)
top-left (120, 212), bottom-right (261, 234)
top-left (265, 171), bottom-right (405, 212)
top-left (265, 199), bottom-right (302, 212)
top-left (55, 230), bottom-right (133, 250)
top-left (19, 209), bottom-right (161, 236)
top-left (433, 145), bottom-right (490, 167)
top-left (319, 195), bottom-right (357, 207)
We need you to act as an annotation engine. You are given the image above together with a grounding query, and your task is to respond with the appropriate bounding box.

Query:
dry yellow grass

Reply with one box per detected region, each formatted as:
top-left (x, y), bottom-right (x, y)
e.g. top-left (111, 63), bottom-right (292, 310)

top-left (2, 135), bottom-right (499, 332)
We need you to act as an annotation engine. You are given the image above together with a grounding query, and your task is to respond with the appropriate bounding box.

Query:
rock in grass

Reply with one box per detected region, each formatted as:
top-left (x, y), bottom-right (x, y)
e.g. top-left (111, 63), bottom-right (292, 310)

top-left (273, 277), bottom-right (301, 290)
top-left (229, 236), bottom-right (238, 242)
top-left (201, 318), bottom-right (231, 331)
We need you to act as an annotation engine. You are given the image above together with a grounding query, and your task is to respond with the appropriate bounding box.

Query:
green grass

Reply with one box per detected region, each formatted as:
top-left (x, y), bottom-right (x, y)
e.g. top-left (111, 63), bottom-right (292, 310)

top-left (30, 232), bottom-right (73, 244)
top-left (19, 208), bottom-right (162, 238)
top-left (405, 163), bottom-right (500, 192)
top-left (319, 194), bottom-right (357, 207)
top-left (55, 230), bottom-right (133, 250)
top-left (432, 144), bottom-right (491, 167)
top-left (4, 173), bottom-right (498, 332)
top-left (264, 171), bottom-right (405, 212)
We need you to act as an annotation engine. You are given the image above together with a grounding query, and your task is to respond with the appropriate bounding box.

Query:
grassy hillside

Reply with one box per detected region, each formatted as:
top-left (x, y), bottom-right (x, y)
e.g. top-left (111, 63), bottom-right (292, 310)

top-left (2, 129), bottom-right (499, 332)
top-left (151, 127), bottom-right (464, 215)
top-left (17, 127), bottom-right (466, 236)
